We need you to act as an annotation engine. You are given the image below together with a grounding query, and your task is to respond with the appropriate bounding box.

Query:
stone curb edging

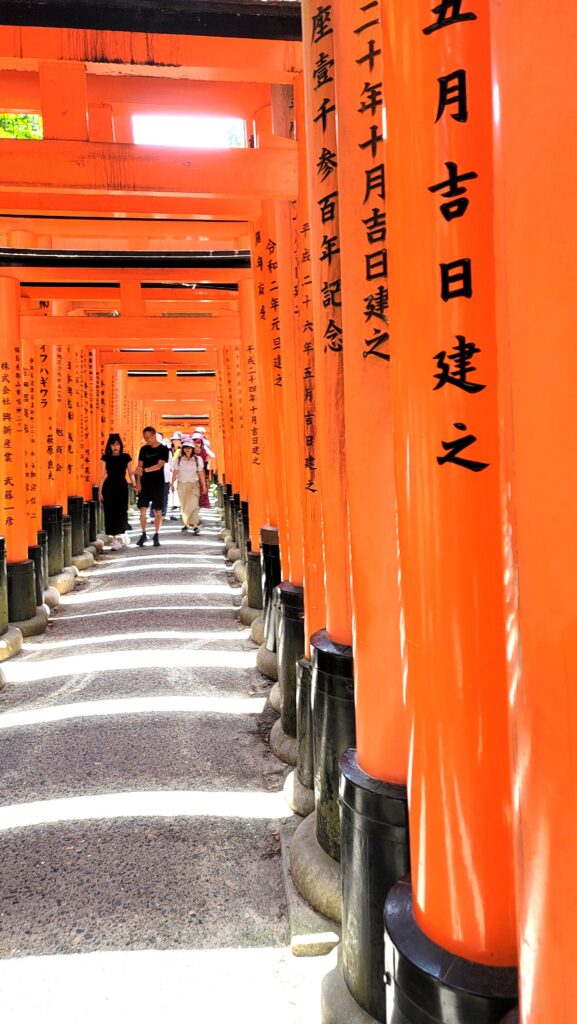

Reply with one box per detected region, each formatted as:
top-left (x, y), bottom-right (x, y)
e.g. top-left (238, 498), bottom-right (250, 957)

top-left (289, 811), bottom-right (342, 924)
top-left (0, 625), bottom-right (23, 662)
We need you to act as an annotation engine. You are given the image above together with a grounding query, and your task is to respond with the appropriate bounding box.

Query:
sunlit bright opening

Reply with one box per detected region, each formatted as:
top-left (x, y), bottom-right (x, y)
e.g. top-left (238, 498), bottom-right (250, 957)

top-left (132, 114), bottom-right (247, 150)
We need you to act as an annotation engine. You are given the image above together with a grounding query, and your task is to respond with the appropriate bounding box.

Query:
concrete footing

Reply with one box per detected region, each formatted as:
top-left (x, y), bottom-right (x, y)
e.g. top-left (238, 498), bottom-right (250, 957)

top-left (256, 643), bottom-right (278, 681)
top-left (0, 626), bottom-right (23, 662)
top-left (290, 812), bottom-right (342, 924)
top-left (321, 957), bottom-right (379, 1024)
top-left (284, 769), bottom-right (315, 817)
top-left (250, 615), bottom-right (265, 646)
top-left (227, 546), bottom-right (241, 563)
top-left (98, 533), bottom-right (112, 546)
top-left (240, 580), bottom-right (248, 597)
top-left (233, 560), bottom-right (247, 583)
top-left (269, 681), bottom-right (281, 712)
top-left (43, 586), bottom-right (60, 609)
top-left (239, 597), bottom-right (261, 626)
top-left (49, 570), bottom-right (77, 594)
top-left (72, 549), bottom-right (95, 571)
top-left (91, 538), bottom-right (105, 553)
top-left (270, 718), bottom-right (298, 766)
top-left (0, 666), bottom-right (5, 690)
top-left (10, 605), bottom-right (49, 637)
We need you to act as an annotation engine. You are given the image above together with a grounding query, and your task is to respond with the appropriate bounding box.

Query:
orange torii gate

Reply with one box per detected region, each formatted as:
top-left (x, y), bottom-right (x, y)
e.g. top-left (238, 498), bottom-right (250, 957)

top-left (0, 5), bottom-right (575, 1024)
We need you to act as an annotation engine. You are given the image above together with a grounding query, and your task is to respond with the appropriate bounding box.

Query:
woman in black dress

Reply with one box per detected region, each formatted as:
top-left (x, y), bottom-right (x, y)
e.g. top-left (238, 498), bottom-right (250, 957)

top-left (98, 434), bottom-right (136, 549)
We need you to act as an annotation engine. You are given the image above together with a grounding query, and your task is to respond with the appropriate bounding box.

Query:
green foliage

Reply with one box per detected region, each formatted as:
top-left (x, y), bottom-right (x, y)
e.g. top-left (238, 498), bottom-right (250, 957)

top-left (0, 113), bottom-right (43, 139)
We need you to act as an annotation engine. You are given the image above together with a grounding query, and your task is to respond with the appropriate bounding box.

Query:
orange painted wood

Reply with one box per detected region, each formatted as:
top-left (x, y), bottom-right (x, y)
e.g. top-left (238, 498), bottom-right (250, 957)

top-left (0, 69), bottom-right (271, 120)
top-left (491, 1), bottom-right (577, 1017)
top-left (239, 277), bottom-right (269, 547)
top-left (1, 267), bottom-right (250, 284)
top-left (383, 0), bottom-right (515, 966)
top-left (0, 277), bottom-right (28, 560)
top-left (0, 27), bottom-right (302, 82)
top-left (334, 2), bottom-right (408, 783)
top-left (250, 219), bottom-right (279, 530)
top-left (293, 75), bottom-right (325, 643)
top-left (88, 103), bottom-right (114, 144)
top-left (301, 0), bottom-right (352, 645)
top-left (39, 61), bottom-right (88, 141)
top-left (0, 193), bottom-right (263, 219)
top-left (0, 139), bottom-right (298, 201)
top-left (21, 337), bottom-right (39, 541)
top-left (274, 199), bottom-right (304, 586)
top-left (20, 316), bottom-right (240, 344)
top-left (2, 217), bottom-right (249, 243)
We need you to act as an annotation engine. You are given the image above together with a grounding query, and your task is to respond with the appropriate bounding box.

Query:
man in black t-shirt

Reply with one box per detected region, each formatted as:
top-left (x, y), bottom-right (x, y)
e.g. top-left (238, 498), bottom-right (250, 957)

top-left (135, 426), bottom-right (170, 546)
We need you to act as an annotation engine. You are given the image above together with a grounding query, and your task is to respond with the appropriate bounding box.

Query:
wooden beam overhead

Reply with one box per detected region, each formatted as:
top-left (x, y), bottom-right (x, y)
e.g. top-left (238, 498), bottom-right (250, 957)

top-left (0, 70), bottom-right (272, 120)
top-left (0, 139), bottom-right (297, 200)
top-left (0, 2), bottom-right (302, 42)
top-left (0, 216), bottom-right (249, 242)
top-left (21, 313), bottom-right (241, 343)
top-left (0, 195), bottom-right (262, 219)
top-left (5, 266), bottom-right (249, 283)
top-left (0, 26), bottom-right (302, 82)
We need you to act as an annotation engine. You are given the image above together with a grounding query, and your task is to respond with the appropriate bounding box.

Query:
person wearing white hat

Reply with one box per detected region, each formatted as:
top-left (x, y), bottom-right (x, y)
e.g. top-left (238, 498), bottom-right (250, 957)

top-left (171, 439), bottom-right (207, 534)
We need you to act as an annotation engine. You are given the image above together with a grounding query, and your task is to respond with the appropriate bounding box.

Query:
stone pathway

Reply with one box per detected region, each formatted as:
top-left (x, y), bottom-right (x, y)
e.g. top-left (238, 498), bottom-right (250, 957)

top-left (0, 505), bottom-right (330, 1022)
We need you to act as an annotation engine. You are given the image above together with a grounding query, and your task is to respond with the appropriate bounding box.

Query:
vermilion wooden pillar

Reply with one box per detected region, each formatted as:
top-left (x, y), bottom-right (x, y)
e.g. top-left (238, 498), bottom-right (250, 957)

top-left (330, 4), bottom-right (410, 1018)
top-left (301, 0), bottom-right (356, 865)
top-left (382, 4), bottom-right (517, 1021)
top-left (0, 276), bottom-right (37, 623)
top-left (302, 0), bottom-right (353, 647)
top-left (491, 4), bottom-right (577, 1021)
top-left (239, 278), bottom-right (269, 550)
top-left (293, 74), bottom-right (325, 646)
top-left (0, 278), bottom-right (28, 563)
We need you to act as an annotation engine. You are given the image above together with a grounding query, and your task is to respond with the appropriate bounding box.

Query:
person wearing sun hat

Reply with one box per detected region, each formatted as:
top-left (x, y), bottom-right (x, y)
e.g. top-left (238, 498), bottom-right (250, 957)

top-left (171, 438), bottom-right (207, 533)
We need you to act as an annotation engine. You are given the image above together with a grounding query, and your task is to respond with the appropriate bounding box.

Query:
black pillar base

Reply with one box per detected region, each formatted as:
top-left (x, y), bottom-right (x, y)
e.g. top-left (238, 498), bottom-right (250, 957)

top-left (42, 504), bottom-right (64, 576)
top-left (68, 496), bottom-right (85, 556)
top-left (311, 628), bottom-right (355, 862)
top-left (0, 537), bottom-right (8, 635)
top-left (37, 529), bottom-right (49, 589)
top-left (247, 551), bottom-right (263, 610)
top-left (296, 656), bottom-right (314, 790)
top-left (384, 879), bottom-right (518, 1024)
top-left (28, 545), bottom-right (45, 607)
top-left (340, 749), bottom-right (410, 1023)
top-left (7, 559), bottom-right (36, 622)
top-left (241, 500), bottom-right (250, 558)
top-left (277, 582), bottom-right (305, 738)
top-left (261, 526), bottom-right (281, 651)
top-left (62, 515), bottom-right (73, 567)
top-left (82, 502), bottom-right (90, 548)
top-left (88, 499), bottom-right (98, 543)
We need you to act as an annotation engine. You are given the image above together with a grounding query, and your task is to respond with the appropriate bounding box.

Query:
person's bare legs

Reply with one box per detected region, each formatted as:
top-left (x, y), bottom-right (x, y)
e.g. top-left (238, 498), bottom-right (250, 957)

top-left (139, 506), bottom-right (148, 533)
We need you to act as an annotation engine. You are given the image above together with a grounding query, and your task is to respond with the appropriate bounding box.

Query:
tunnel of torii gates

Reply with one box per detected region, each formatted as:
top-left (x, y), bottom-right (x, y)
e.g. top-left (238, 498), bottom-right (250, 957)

top-left (0, 1), bottom-right (573, 1023)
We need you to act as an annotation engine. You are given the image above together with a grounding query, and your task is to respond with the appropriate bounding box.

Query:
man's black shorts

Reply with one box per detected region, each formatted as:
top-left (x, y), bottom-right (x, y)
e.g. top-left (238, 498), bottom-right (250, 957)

top-left (137, 476), bottom-right (165, 511)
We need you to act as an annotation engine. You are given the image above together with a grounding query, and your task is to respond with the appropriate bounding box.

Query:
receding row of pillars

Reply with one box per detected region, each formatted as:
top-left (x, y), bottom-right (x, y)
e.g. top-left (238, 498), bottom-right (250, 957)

top-left (212, 3), bottom-right (574, 1024)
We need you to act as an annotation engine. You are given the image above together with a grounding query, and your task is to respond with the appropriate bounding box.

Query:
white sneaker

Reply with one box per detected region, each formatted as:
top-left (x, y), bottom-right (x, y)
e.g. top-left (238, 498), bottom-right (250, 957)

top-left (110, 539), bottom-right (122, 550)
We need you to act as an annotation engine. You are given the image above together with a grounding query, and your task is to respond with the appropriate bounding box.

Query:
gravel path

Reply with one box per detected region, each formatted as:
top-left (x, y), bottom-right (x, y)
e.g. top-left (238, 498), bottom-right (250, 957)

top-left (0, 506), bottom-right (330, 1022)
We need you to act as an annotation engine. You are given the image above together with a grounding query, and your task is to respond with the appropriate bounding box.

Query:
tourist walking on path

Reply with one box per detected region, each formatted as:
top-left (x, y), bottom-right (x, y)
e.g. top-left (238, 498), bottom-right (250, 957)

top-left (135, 426), bottom-right (169, 547)
top-left (171, 439), bottom-right (207, 534)
top-left (98, 433), bottom-right (136, 550)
